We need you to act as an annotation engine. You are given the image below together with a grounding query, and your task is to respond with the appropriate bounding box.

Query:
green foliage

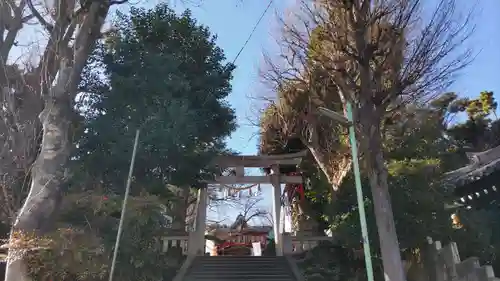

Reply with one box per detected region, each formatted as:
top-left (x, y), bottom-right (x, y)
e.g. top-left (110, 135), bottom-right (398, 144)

top-left (299, 159), bottom-right (335, 232)
top-left (311, 102), bottom-right (455, 253)
top-left (296, 241), bottom-right (376, 281)
top-left (262, 239), bottom-right (276, 256)
top-left (24, 192), bottom-right (184, 281)
top-left (435, 91), bottom-right (499, 150)
top-left (451, 209), bottom-right (500, 268)
top-left (76, 4), bottom-right (236, 193)
top-left (465, 91), bottom-right (497, 120)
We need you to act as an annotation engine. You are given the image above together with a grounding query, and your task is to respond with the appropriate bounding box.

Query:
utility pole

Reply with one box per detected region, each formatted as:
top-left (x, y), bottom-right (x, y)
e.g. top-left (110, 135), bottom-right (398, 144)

top-left (108, 129), bottom-right (140, 281)
top-left (318, 103), bottom-right (375, 281)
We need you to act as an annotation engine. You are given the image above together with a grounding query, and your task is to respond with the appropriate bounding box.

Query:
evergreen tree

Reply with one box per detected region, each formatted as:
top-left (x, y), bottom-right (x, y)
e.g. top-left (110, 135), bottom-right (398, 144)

top-left (76, 5), bottom-right (237, 195)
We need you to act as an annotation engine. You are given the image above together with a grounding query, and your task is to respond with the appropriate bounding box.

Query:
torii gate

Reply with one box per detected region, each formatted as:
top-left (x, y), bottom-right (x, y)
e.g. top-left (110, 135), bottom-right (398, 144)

top-left (189, 150), bottom-right (306, 256)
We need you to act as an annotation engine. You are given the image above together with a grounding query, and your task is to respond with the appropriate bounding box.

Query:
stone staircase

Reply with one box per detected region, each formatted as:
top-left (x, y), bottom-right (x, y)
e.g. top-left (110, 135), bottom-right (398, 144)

top-left (182, 256), bottom-right (299, 281)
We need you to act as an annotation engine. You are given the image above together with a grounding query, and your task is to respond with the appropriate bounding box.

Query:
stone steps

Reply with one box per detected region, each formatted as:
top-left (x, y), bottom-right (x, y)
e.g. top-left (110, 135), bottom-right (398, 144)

top-left (183, 256), bottom-right (298, 281)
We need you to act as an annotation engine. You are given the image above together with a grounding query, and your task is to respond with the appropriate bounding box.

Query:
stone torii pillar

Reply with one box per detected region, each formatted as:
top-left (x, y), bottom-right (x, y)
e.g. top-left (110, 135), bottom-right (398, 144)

top-left (270, 164), bottom-right (282, 255)
top-left (189, 184), bottom-right (208, 256)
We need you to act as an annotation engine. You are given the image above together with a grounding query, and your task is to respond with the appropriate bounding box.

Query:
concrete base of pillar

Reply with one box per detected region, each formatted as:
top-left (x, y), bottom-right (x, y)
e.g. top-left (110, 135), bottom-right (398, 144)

top-left (282, 233), bottom-right (293, 255)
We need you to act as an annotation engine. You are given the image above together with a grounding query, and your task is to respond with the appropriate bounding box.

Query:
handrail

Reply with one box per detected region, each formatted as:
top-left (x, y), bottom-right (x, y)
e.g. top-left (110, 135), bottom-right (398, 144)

top-left (291, 235), bottom-right (336, 241)
top-left (285, 255), bottom-right (305, 281)
top-left (172, 255), bottom-right (196, 281)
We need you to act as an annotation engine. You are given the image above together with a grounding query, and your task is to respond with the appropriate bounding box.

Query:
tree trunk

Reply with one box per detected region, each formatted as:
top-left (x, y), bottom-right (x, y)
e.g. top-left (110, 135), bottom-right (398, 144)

top-left (3, 2), bottom-right (109, 278)
top-left (307, 143), bottom-right (352, 191)
top-left (368, 148), bottom-right (406, 281)
top-left (358, 107), bottom-right (406, 281)
top-left (4, 65), bottom-right (74, 281)
top-left (305, 126), bottom-right (352, 196)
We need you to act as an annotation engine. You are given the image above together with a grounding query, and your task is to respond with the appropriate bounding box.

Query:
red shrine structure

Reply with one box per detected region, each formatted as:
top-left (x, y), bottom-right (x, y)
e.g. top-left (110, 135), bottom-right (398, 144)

top-left (283, 171), bottom-right (305, 204)
top-left (206, 224), bottom-right (272, 256)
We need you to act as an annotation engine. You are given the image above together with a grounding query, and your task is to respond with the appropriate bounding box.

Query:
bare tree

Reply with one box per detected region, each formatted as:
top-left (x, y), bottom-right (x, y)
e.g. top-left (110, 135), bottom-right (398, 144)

top-left (235, 196), bottom-right (271, 228)
top-left (208, 185), bottom-right (271, 229)
top-left (0, 0), bottom-right (43, 229)
top-left (0, 64), bottom-right (42, 228)
top-left (1, 0), bottom-right (127, 280)
top-left (263, 1), bottom-right (473, 281)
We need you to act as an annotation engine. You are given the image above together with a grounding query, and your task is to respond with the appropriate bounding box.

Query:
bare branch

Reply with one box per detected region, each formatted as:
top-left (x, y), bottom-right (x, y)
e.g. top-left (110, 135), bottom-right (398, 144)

top-left (109, 0), bottom-right (128, 4)
top-left (26, 0), bottom-right (53, 32)
top-left (0, 0), bottom-right (29, 62)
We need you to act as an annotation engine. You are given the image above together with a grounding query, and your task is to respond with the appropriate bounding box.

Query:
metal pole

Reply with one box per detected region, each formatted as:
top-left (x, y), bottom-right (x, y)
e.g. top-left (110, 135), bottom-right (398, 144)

top-left (108, 129), bottom-right (140, 281)
top-left (345, 101), bottom-right (375, 281)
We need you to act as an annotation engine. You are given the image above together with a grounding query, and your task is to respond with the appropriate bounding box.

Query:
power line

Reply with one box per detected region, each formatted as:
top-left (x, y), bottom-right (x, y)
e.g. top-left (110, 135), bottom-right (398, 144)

top-left (232, 0), bottom-right (273, 65)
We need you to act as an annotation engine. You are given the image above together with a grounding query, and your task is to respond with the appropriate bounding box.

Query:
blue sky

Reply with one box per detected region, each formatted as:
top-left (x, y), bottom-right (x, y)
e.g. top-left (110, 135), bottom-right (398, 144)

top-left (165, 0), bottom-right (500, 157)
top-left (446, 0), bottom-right (500, 110)
top-left (169, 0), bottom-right (292, 155)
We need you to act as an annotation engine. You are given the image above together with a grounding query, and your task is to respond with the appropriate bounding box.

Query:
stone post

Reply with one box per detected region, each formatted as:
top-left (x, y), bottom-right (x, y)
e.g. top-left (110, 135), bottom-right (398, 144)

top-left (422, 238), bottom-right (500, 281)
top-left (271, 164), bottom-right (283, 256)
top-left (422, 237), bottom-right (442, 281)
top-left (188, 185), bottom-right (208, 255)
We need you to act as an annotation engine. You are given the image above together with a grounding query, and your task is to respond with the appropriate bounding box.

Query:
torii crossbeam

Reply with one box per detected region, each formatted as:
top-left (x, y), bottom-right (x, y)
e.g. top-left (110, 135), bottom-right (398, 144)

top-left (209, 150), bottom-right (307, 184)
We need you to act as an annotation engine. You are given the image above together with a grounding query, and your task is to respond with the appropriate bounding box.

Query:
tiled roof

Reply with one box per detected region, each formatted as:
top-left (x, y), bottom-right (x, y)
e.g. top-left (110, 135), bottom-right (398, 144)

top-left (206, 225), bottom-right (272, 235)
top-left (444, 145), bottom-right (500, 187)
